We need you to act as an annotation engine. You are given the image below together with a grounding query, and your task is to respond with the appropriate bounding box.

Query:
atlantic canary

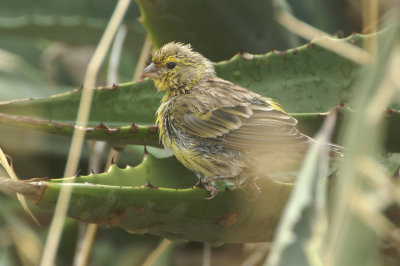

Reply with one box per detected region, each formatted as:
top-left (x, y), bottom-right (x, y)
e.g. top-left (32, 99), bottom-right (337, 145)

top-left (142, 42), bottom-right (340, 198)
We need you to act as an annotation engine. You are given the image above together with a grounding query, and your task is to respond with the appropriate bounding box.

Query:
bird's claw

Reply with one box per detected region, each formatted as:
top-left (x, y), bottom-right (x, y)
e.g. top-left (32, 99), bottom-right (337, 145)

top-left (204, 184), bottom-right (219, 200)
top-left (195, 178), bottom-right (220, 199)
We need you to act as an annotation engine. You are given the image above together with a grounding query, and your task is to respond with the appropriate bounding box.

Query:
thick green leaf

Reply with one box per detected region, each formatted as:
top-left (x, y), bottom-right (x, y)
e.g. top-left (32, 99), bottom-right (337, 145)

top-left (0, 1), bottom-right (145, 46)
top-left (0, 0), bottom-right (140, 18)
top-left (0, 34), bottom-right (365, 122)
top-left (0, 154), bottom-right (293, 243)
top-left (1, 31), bottom-right (400, 151)
top-left (136, 0), bottom-right (300, 61)
top-left (288, 0), bottom-right (361, 35)
top-left (0, 19), bottom-right (145, 47)
top-left (1, 107), bottom-right (399, 152)
top-left (0, 32), bottom-right (369, 124)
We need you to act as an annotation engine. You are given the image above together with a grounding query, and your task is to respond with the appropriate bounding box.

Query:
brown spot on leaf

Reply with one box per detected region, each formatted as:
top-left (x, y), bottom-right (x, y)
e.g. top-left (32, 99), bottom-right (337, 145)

top-left (94, 123), bottom-right (120, 134)
top-left (145, 180), bottom-right (159, 189)
top-left (130, 123), bottom-right (138, 133)
top-left (25, 180), bottom-right (47, 204)
top-left (238, 50), bottom-right (254, 60)
top-left (149, 125), bottom-right (159, 133)
top-left (292, 48), bottom-right (298, 55)
top-left (101, 84), bottom-right (118, 90)
top-left (148, 221), bottom-right (164, 228)
top-left (307, 42), bottom-right (315, 48)
top-left (319, 101), bottom-right (346, 119)
top-left (135, 206), bottom-right (146, 215)
top-left (214, 212), bottom-right (238, 229)
top-left (108, 209), bottom-right (126, 226)
top-left (93, 215), bottom-right (104, 224)
top-left (71, 86), bottom-right (83, 93)
top-left (253, 216), bottom-right (276, 229)
top-left (278, 51), bottom-right (287, 57)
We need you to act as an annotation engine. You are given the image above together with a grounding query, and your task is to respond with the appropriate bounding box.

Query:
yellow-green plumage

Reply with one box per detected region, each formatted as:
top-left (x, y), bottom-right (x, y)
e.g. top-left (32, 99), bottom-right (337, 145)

top-left (143, 42), bottom-right (315, 197)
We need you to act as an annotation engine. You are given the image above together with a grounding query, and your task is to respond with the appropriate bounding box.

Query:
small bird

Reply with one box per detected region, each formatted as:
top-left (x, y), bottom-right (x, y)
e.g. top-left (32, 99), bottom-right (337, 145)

top-left (143, 42), bottom-right (340, 198)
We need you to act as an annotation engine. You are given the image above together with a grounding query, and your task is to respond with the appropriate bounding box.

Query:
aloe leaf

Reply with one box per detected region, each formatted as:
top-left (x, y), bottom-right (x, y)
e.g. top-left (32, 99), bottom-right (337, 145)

top-left (0, 19), bottom-right (145, 47)
top-left (0, 0), bottom-right (140, 18)
top-left (0, 153), bottom-right (292, 243)
top-left (0, 1), bottom-right (144, 46)
top-left (287, 0), bottom-right (361, 35)
top-left (0, 32), bottom-right (373, 125)
top-left (1, 30), bottom-right (399, 150)
top-left (1, 105), bottom-right (400, 152)
top-left (136, 0), bottom-right (300, 61)
top-left (0, 34), bottom-right (371, 119)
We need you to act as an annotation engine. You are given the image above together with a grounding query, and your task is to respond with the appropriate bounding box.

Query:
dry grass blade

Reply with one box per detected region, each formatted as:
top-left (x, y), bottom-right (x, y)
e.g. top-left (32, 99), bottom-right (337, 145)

top-left (73, 149), bottom-right (119, 266)
top-left (362, 0), bottom-right (378, 56)
top-left (141, 239), bottom-right (171, 266)
top-left (347, 188), bottom-right (398, 240)
top-left (132, 35), bottom-right (153, 82)
top-left (73, 23), bottom-right (128, 266)
top-left (107, 25), bottom-right (127, 85)
top-left (202, 242), bottom-right (211, 266)
top-left (276, 11), bottom-right (371, 65)
top-left (72, 224), bottom-right (98, 266)
top-left (0, 148), bottom-right (40, 226)
top-left (39, 0), bottom-right (133, 265)
top-left (8, 223), bottom-right (42, 266)
top-left (242, 243), bottom-right (270, 266)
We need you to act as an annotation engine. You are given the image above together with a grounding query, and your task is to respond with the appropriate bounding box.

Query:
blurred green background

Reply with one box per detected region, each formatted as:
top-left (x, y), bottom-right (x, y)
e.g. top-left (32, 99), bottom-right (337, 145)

top-left (1, 0), bottom-right (397, 265)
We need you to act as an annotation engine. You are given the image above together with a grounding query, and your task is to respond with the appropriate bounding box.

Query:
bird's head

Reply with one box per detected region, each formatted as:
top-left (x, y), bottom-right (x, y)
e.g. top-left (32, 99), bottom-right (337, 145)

top-left (142, 42), bottom-right (215, 93)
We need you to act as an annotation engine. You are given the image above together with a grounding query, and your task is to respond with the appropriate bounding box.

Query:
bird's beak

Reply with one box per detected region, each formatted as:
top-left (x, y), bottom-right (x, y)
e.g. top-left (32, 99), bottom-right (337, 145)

top-left (142, 63), bottom-right (161, 79)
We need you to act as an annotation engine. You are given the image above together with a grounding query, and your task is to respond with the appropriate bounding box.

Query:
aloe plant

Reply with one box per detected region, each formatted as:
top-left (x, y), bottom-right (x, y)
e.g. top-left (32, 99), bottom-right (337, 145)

top-left (0, 0), bottom-right (144, 46)
top-left (1, 1), bottom-right (400, 265)
top-left (1, 26), bottom-right (399, 245)
top-left (0, 30), bottom-right (399, 151)
top-left (0, 154), bottom-right (293, 244)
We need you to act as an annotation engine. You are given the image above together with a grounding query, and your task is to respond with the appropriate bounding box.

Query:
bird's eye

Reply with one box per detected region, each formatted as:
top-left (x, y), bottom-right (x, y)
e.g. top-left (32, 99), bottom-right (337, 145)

top-left (166, 62), bottom-right (177, 69)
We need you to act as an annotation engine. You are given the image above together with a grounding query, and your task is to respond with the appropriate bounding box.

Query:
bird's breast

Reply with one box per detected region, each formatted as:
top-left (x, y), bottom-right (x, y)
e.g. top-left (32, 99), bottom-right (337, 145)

top-left (156, 99), bottom-right (178, 149)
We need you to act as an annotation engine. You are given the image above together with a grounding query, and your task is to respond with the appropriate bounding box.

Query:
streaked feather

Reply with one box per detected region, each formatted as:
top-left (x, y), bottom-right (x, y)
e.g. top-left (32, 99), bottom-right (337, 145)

top-left (148, 42), bottom-right (342, 186)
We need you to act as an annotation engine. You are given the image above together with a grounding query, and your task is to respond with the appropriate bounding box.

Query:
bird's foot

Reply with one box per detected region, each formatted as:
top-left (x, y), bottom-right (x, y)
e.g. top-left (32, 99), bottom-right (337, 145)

top-left (196, 175), bottom-right (233, 200)
top-left (203, 183), bottom-right (219, 200)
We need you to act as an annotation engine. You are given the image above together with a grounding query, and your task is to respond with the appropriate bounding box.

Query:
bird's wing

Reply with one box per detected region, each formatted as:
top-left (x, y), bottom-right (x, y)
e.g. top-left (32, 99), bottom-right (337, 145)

top-left (172, 80), bottom-right (309, 150)
top-left (223, 104), bottom-right (309, 150)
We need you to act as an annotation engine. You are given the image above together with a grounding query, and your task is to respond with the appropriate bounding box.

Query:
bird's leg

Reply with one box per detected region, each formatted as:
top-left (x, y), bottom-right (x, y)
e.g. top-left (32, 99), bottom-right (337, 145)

top-left (197, 175), bottom-right (233, 200)
top-left (202, 175), bottom-right (234, 183)
top-left (202, 182), bottom-right (219, 200)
